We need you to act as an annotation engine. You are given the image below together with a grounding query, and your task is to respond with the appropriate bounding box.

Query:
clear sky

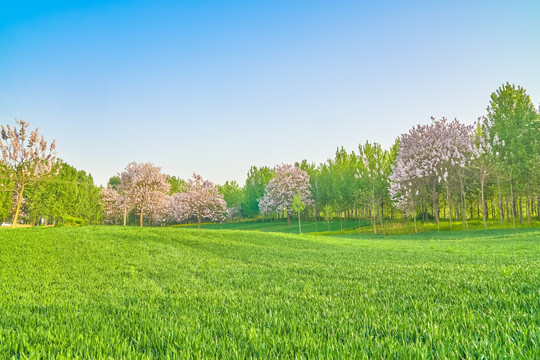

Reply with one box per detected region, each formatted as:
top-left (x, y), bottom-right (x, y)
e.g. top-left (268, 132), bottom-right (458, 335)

top-left (1, 0), bottom-right (539, 186)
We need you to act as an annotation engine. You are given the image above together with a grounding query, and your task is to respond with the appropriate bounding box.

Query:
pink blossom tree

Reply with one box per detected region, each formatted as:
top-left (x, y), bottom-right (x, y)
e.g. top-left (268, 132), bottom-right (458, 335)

top-left (100, 185), bottom-right (123, 224)
top-left (145, 192), bottom-right (170, 226)
top-left (169, 174), bottom-right (226, 228)
top-left (119, 162), bottom-right (170, 227)
top-left (258, 164), bottom-right (312, 224)
top-left (0, 120), bottom-right (57, 227)
top-left (390, 117), bottom-right (476, 230)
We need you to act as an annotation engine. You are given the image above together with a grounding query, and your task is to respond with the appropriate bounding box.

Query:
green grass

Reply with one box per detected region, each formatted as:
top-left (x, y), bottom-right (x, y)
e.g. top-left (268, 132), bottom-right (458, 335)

top-left (0, 226), bottom-right (539, 358)
top-left (178, 219), bottom-right (369, 234)
top-left (359, 218), bottom-right (540, 235)
top-left (177, 218), bottom-right (540, 236)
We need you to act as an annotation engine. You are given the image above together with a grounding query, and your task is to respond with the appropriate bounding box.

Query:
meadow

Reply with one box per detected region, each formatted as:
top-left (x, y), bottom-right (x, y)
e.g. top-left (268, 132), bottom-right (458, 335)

top-left (179, 219), bottom-right (370, 234)
top-left (0, 226), bottom-right (539, 358)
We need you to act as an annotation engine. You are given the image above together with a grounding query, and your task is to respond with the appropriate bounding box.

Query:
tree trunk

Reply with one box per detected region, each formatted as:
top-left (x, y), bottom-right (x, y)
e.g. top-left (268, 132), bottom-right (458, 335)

top-left (432, 183), bottom-right (439, 231)
top-left (123, 206), bottom-right (127, 226)
top-left (526, 196), bottom-right (531, 225)
top-left (287, 210), bottom-right (291, 225)
top-left (371, 200), bottom-right (377, 234)
top-left (413, 200), bottom-right (417, 234)
top-left (497, 177), bottom-right (503, 224)
top-left (446, 182), bottom-right (452, 230)
top-left (519, 197), bottom-right (523, 225)
top-left (504, 196), bottom-right (510, 224)
top-left (509, 179), bottom-right (516, 229)
top-left (139, 209), bottom-right (144, 227)
top-left (12, 182), bottom-right (25, 228)
top-left (480, 173), bottom-right (487, 229)
top-left (198, 215), bottom-right (201, 229)
top-left (459, 176), bottom-right (468, 230)
top-left (298, 210), bottom-right (302, 234)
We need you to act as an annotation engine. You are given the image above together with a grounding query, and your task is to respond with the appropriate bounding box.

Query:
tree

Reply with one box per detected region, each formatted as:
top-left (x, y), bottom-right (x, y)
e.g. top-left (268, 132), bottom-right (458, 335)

top-left (320, 204), bottom-right (333, 231)
top-left (218, 180), bottom-right (244, 221)
top-left (470, 120), bottom-right (494, 229)
top-left (119, 162), bottom-right (170, 227)
top-left (390, 118), bottom-right (476, 231)
top-left (0, 120), bottom-right (57, 227)
top-left (167, 175), bottom-right (187, 195)
top-left (291, 193), bottom-right (306, 233)
top-left (24, 161), bottom-right (102, 225)
top-left (356, 141), bottom-right (396, 234)
top-left (242, 166), bottom-right (273, 218)
top-left (101, 185), bottom-right (123, 224)
top-left (485, 83), bottom-right (539, 228)
top-left (258, 164), bottom-right (312, 224)
top-left (169, 174), bottom-right (226, 228)
top-left (327, 148), bottom-right (358, 228)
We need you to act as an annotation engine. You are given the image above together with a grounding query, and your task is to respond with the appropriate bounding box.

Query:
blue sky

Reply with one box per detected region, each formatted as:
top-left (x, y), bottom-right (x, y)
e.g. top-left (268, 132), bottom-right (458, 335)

top-left (1, 0), bottom-right (539, 185)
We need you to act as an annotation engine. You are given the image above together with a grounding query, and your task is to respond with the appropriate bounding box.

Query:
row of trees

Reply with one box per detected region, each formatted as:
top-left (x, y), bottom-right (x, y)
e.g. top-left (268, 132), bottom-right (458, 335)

top-left (1, 83), bottom-right (539, 231)
top-left (215, 83), bottom-right (540, 233)
top-left (391, 84), bottom-right (539, 232)
top-left (101, 163), bottom-right (226, 228)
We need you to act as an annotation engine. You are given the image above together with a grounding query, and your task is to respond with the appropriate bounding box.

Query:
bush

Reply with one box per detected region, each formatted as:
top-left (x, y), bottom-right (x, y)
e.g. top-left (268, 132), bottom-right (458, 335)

top-left (59, 216), bottom-right (87, 227)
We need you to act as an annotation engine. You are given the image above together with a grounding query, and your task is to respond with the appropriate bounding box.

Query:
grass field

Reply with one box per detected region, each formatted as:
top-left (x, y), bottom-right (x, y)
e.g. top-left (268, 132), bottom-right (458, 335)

top-left (179, 219), bottom-right (370, 234)
top-left (179, 218), bottom-right (540, 235)
top-left (0, 226), bottom-right (539, 358)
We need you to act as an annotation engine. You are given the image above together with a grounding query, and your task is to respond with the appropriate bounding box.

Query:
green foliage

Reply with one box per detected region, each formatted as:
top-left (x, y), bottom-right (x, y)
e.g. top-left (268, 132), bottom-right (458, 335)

top-left (167, 175), bottom-right (187, 195)
top-left (0, 179), bottom-right (14, 221)
top-left (107, 176), bottom-right (121, 190)
top-left (24, 161), bottom-right (102, 225)
top-left (58, 216), bottom-right (88, 227)
top-left (487, 83), bottom-right (539, 186)
top-left (0, 227), bottom-right (538, 357)
top-left (291, 193), bottom-right (305, 214)
top-left (325, 147), bottom-right (358, 213)
top-left (218, 180), bottom-right (244, 210)
top-left (242, 166), bottom-right (272, 217)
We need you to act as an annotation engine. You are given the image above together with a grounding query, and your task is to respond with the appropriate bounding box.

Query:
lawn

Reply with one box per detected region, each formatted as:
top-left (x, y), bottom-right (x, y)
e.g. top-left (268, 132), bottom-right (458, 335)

top-left (0, 226), bottom-right (539, 358)
top-left (178, 219), bottom-right (369, 234)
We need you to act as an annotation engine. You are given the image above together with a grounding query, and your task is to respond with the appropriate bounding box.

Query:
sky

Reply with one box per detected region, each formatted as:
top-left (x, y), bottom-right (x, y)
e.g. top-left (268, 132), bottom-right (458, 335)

top-left (1, 0), bottom-right (539, 186)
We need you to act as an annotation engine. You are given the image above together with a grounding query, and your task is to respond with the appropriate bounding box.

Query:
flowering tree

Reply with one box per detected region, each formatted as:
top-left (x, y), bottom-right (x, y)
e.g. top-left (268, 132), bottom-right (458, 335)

top-left (0, 120), bottom-right (57, 227)
top-left (100, 185), bottom-right (123, 224)
top-left (258, 164), bottom-right (312, 224)
top-left (169, 174), bottom-right (226, 228)
top-left (145, 192), bottom-right (170, 226)
top-left (119, 162), bottom-right (170, 227)
top-left (390, 117), bottom-right (476, 230)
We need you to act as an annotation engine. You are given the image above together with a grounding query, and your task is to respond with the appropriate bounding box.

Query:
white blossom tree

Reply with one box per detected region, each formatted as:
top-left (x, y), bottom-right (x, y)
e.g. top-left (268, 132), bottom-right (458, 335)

top-left (0, 120), bottom-right (57, 227)
top-left (145, 193), bottom-right (170, 226)
top-left (390, 117), bottom-right (477, 230)
top-left (169, 174), bottom-right (226, 228)
top-left (258, 164), bottom-right (312, 224)
top-left (100, 185), bottom-right (123, 224)
top-left (119, 162), bottom-right (170, 227)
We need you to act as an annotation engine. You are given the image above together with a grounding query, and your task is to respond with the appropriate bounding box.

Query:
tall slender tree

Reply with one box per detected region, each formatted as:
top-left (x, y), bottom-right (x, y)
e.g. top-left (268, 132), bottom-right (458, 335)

top-left (485, 83), bottom-right (539, 228)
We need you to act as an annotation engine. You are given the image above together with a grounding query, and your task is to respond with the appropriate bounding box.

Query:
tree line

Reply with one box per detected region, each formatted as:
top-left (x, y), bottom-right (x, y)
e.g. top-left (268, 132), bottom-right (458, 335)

top-left (1, 83), bottom-right (538, 231)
